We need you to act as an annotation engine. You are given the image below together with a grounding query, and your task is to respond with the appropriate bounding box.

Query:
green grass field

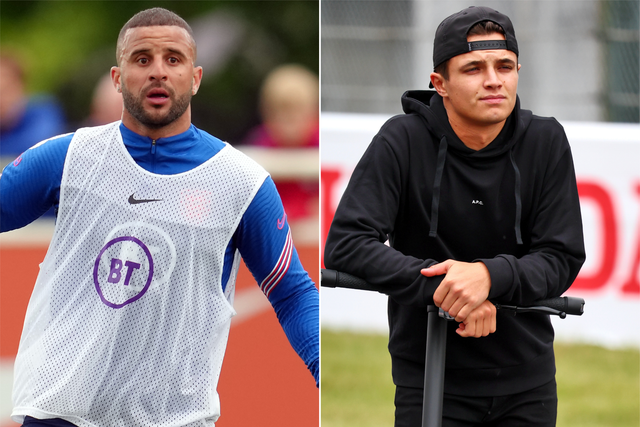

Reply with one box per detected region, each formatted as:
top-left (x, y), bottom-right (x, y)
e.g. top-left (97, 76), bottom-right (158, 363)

top-left (321, 329), bottom-right (640, 427)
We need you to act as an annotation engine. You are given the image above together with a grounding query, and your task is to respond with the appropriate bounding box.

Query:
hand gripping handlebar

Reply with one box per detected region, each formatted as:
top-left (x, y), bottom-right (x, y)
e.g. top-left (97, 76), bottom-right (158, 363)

top-left (321, 268), bottom-right (584, 318)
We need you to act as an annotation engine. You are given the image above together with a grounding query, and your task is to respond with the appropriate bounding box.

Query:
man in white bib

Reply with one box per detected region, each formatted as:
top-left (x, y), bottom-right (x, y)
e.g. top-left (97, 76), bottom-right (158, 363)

top-left (0, 8), bottom-right (319, 427)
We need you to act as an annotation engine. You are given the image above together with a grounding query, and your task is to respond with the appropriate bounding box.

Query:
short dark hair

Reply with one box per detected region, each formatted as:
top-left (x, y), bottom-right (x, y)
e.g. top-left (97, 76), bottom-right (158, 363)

top-left (116, 7), bottom-right (196, 64)
top-left (434, 20), bottom-right (506, 81)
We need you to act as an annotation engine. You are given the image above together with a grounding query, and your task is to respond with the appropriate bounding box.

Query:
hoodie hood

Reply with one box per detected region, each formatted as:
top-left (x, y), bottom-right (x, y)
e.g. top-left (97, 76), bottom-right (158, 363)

top-left (401, 90), bottom-right (532, 158)
top-left (400, 90), bottom-right (533, 244)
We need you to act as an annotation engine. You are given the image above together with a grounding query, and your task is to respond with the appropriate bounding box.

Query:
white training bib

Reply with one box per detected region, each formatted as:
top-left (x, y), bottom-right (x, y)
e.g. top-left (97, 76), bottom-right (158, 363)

top-left (12, 122), bottom-right (268, 426)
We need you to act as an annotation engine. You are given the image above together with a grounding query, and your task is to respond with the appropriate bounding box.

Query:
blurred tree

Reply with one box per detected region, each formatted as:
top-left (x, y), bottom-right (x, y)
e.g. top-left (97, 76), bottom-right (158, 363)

top-left (0, 0), bottom-right (319, 143)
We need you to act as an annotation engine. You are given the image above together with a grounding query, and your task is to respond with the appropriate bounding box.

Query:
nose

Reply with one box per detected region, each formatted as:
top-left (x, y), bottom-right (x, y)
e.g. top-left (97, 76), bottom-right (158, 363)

top-left (148, 58), bottom-right (168, 82)
top-left (484, 67), bottom-right (502, 89)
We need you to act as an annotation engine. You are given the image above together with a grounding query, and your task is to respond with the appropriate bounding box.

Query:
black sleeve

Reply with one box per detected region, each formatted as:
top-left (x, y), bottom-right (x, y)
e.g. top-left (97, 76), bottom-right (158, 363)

top-left (324, 131), bottom-right (440, 307)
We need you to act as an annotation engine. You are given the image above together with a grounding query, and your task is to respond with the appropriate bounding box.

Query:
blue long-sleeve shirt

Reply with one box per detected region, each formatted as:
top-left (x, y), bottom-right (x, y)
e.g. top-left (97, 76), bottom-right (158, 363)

top-left (0, 123), bottom-right (319, 385)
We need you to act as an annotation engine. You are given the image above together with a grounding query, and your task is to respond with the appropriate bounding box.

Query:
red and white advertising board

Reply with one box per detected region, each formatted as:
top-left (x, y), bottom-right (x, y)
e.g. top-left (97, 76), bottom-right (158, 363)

top-left (321, 112), bottom-right (640, 348)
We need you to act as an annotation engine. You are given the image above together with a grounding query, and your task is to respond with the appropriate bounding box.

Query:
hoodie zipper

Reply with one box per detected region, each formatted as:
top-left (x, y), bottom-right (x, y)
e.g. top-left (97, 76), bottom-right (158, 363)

top-left (151, 139), bottom-right (157, 172)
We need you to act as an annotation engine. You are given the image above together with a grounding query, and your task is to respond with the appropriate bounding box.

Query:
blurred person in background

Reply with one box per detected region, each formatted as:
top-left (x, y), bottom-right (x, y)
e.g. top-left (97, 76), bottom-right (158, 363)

top-left (86, 72), bottom-right (124, 126)
top-left (243, 64), bottom-right (319, 221)
top-left (1, 7), bottom-right (318, 427)
top-left (0, 54), bottom-right (66, 158)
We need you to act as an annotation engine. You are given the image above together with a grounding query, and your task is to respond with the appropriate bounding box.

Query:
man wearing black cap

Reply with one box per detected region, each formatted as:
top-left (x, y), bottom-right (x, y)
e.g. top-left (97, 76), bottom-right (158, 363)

top-left (324, 6), bottom-right (585, 426)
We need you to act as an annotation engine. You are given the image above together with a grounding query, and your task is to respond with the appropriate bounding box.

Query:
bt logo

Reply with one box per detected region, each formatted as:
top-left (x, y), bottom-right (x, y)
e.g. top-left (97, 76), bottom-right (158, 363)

top-left (93, 236), bottom-right (154, 309)
top-left (107, 258), bottom-right (142, 287)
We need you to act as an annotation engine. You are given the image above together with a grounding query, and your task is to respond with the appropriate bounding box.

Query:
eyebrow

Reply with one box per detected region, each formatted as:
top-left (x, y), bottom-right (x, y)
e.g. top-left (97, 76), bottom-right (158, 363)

top-left (128, 46), bottom-right (189, 59)
top-left (461, 57), bottom-right (517, 69)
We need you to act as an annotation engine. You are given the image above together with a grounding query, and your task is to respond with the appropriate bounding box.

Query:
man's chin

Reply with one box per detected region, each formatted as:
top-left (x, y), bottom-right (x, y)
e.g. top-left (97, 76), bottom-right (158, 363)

top-left (123, 93), bottom-right (191, 131)
top-left (479, 108), bottom-right (512, 126)
top-left (139, 109), bottom-right (177, 129)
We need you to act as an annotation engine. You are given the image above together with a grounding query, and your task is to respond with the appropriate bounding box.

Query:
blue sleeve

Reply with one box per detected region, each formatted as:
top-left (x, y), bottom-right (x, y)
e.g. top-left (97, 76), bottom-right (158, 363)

top-left (236, 177), bottom-right (319, 386)
top-left (0, 133), bottom-right (72, 232)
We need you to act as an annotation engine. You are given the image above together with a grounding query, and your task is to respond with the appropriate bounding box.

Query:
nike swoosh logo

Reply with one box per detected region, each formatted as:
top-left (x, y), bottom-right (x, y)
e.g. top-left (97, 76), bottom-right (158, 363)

top-left (277, 212), bottom-right (287, 230)
top-left (128, 194), bottom-right (163, 205)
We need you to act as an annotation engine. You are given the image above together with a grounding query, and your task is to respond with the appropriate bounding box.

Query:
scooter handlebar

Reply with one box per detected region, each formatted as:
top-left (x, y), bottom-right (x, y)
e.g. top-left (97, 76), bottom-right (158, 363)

top-left (321, 269), bottom-right (584, 317)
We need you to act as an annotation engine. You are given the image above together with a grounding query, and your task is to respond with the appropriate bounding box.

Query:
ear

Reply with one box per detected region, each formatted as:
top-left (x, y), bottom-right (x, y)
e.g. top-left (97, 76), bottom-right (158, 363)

top-left (111, 66), bottom-right (122, 93)
top-left (517, 63), bottom-right (522, 72)
top-left (429, 72), bottom-right (448, 97)
top-left (192, 66), bottom-right (203, 95)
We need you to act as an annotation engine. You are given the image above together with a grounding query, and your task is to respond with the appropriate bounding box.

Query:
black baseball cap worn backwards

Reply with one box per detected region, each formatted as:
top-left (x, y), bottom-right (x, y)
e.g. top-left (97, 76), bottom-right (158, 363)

top-left (430, 6), bottom-right (519, 87)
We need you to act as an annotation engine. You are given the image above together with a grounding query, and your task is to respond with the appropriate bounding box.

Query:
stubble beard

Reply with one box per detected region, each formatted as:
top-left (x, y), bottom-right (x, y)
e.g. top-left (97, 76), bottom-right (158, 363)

top-left (121, 83), bottom-right (192, 130)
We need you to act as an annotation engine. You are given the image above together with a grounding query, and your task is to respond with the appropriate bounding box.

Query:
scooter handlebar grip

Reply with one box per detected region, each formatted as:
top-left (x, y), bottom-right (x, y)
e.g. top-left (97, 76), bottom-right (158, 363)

top-left (533, 296), bottom-right (585, 316)
top-left (321, 269), bottom-right (374, 291)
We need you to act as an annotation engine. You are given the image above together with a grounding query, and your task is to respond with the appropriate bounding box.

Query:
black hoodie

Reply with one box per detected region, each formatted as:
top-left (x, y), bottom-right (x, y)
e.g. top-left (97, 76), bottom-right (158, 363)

top-left (324, 91), bottom-right (585, 396)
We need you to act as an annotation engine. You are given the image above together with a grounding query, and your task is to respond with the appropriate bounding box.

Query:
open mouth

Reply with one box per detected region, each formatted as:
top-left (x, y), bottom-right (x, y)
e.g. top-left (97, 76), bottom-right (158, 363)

top-left (147, 89), bottom-right (169, 98)
top-left (146, 88), bottom-right (170, 105)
